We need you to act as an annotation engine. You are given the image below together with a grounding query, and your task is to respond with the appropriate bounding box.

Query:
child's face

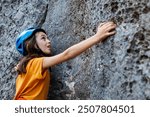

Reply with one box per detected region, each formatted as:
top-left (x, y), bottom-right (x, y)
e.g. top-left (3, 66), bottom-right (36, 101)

top-left (35, 32), bottom-right (51, 55)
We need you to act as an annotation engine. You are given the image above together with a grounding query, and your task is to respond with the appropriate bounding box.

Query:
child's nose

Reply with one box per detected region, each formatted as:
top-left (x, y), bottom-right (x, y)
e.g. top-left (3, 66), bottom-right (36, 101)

top-left (46, 39), bottom-right (51, 43)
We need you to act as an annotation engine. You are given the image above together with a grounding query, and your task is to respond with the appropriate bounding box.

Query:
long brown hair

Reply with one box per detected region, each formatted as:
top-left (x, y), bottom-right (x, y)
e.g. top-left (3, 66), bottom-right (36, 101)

top-left (17, 31), bottom-right (49, 74)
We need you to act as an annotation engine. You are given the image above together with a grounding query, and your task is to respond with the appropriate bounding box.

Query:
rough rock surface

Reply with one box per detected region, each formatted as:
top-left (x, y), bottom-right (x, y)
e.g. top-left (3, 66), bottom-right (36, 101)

top-left (0, 0), bottom-right (150, 100)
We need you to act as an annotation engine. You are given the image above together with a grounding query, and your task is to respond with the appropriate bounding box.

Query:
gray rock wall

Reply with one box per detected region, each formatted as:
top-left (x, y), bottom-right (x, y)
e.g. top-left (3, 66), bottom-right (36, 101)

top-left (0, 0), bottom-right (149, 100)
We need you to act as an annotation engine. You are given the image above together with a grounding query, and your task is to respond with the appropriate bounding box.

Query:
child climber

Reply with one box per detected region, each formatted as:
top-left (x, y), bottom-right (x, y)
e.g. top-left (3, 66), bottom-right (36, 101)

top-left (14, 21), bottom-right (116, 100)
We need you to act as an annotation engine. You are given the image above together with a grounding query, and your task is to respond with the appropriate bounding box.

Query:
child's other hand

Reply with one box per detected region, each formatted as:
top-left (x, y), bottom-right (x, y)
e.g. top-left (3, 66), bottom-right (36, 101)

top-left (14, 64), bottom-right (19, 71)
top-left (96, 21), bottom-right (116, 42)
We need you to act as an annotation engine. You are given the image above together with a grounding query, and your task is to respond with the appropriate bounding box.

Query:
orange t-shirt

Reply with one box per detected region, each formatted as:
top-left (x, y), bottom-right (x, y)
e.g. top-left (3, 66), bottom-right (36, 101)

top-left (14, 58), bottom-right (50, 100)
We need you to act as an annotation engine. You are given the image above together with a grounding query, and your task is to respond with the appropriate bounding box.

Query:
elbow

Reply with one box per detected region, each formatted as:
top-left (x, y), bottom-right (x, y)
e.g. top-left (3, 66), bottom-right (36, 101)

top-left (62, 49), bottom-right (74, 61)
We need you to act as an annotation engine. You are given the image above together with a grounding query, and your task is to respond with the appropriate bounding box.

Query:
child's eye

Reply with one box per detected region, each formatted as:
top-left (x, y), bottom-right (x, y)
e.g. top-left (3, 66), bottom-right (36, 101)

top-left (41, 37), bottom-right (46, 40)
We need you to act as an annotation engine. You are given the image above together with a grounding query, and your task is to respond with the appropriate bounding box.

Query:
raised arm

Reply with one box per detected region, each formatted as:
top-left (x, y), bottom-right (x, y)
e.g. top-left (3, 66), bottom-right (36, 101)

top-left (43, 21), bottom-right (116, 69)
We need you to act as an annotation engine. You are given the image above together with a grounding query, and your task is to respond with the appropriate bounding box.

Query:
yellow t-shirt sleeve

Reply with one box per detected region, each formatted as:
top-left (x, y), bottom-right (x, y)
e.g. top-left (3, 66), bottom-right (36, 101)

top-left (26, 57), bottom-right (46, 79)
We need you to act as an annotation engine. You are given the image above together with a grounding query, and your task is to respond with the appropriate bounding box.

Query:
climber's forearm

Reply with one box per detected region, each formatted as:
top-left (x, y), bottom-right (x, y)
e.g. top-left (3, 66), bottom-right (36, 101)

top-left (63, 34), bottom-right (101, 60)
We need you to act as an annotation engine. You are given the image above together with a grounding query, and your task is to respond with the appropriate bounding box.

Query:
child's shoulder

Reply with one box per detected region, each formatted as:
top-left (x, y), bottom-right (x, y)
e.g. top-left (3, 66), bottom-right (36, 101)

top-left (26, 57), bottom-right (44, 70)
top-left (29, 57), bottom-right (44, 64)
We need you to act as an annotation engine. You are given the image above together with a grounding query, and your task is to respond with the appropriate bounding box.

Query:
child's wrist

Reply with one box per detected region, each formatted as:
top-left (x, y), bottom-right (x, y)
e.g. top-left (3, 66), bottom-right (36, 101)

top-left (94, 34), bottom-right (104, 42)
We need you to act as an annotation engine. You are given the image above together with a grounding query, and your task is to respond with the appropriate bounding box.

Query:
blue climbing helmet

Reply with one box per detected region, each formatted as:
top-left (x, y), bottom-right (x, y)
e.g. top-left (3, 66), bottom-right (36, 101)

top-left (16, 27), bottom-right (46, 56)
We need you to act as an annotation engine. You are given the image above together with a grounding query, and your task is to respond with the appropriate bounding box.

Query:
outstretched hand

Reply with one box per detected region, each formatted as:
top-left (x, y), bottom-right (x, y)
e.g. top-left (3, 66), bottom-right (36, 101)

top-left (96, 21), bottom-right (116, 42)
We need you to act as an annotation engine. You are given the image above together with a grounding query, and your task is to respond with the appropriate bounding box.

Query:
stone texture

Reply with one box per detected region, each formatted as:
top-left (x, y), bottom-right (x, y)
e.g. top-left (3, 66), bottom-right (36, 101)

top-left (0, 0), bottom-right (149, 100)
